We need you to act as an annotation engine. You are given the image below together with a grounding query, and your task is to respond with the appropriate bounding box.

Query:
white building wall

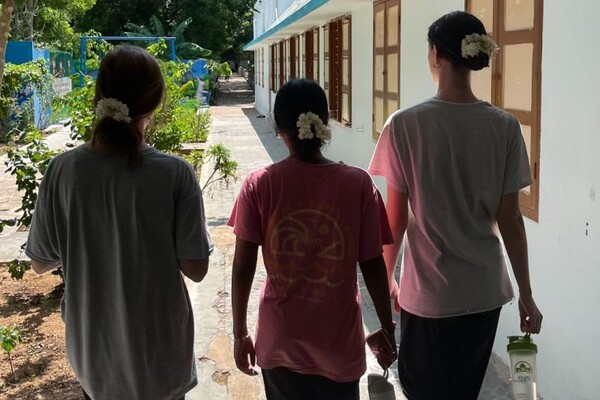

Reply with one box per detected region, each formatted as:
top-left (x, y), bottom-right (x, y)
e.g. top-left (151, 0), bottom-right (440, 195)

top-left (493, 2), bottom-right (600, 399)
top-left (399, 1), bottom-right (462, 107)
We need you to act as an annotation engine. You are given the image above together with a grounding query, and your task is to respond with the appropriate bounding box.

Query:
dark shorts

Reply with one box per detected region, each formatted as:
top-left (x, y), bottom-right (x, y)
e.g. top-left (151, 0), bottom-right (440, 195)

top-left (262, 367), bottom-right (360, 400)
top-left (83, 388), bottom-right (184, 400)
top-left (397, 307), bottom-right (501, 400)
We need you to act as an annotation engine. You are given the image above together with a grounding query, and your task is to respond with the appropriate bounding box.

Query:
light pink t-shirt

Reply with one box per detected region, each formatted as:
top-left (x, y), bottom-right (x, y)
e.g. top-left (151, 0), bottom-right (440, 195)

top-left (228, 157), bottom-right (392, 382)
top-left (369, 99), bottom-right (531, 318)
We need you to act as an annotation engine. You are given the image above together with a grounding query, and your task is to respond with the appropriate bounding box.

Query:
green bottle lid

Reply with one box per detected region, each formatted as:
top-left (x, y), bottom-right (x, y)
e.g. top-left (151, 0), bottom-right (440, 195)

top-left (507, 334), bottom-right (538, 353)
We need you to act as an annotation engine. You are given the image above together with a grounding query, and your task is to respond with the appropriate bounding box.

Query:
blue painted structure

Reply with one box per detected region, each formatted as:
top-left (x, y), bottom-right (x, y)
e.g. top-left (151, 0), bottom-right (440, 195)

top-left (79, 36), bottom-right (177, 86)
top-left (190, 59), bottom-right (209, 79)
top-left (5, 41), bottom-right (51, 129)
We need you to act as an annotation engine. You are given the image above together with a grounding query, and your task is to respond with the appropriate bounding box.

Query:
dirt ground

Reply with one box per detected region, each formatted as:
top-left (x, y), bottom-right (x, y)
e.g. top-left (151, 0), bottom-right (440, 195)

top-left (0, 265), bottom-right (82, 400)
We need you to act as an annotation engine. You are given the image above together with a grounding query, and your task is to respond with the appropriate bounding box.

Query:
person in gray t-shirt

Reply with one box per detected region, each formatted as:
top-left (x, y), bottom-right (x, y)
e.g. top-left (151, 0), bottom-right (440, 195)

top-left (369, 11), bottom-right (543, 400)
top-left (26, 45), bottom-right (213, 400)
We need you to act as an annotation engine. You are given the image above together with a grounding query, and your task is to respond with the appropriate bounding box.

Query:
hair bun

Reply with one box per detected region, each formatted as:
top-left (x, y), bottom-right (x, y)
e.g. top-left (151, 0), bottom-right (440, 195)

top-left (464, 53), bottom-right (490, 71)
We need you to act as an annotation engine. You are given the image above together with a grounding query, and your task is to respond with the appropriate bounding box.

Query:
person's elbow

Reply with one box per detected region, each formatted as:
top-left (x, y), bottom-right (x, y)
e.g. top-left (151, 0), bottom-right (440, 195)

top-left (30, 260), bottom-right (60, 274)
top-left (179, 258), bottom-right (210, 282)
top-left (496, 192), bottom-right (524, 234)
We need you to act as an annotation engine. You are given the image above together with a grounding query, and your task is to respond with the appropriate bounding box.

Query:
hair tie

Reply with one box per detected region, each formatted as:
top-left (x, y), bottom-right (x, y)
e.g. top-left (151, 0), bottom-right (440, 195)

top-left (296, 112), bottom-right (332, 141)
top-left (96, 98), bottom-right (132, 123)
top-left (461, 33), bottom-right (499, 59)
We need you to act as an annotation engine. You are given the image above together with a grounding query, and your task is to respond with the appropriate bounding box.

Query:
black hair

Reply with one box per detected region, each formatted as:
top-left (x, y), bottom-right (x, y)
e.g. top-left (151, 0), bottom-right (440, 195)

top-left (428, 11), bottom-right (490, 71)
top-left (273, 79), bottom-right (329, 160)
top-left (92, 45), bottom-right (165, 166)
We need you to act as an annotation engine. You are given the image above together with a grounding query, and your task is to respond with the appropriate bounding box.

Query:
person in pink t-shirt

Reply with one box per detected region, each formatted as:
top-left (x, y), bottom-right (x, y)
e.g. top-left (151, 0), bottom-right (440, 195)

top-left (228, 79), bottom-right (396, 400)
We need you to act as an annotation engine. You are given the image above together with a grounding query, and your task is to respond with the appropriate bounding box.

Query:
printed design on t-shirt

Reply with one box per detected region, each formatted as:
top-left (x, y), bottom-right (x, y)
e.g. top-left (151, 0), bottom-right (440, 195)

top-left (269, 208), bottom-right (346, 290)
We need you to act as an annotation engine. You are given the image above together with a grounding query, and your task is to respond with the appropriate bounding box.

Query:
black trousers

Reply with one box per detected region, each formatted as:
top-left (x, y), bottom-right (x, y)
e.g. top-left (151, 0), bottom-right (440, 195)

top-left (397, 307), bottom-right (501, 400)
top-left (262, 367), bottom-right (360, 400)
top-left (83, 389), bottom-right (184, 400)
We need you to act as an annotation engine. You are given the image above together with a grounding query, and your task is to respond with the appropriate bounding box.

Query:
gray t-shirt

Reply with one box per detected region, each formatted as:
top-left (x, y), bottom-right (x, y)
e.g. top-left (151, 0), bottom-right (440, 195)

top-left (26, 143), bottom-right (213, 399)
top-left (369, 98), bottom-right (531, 318)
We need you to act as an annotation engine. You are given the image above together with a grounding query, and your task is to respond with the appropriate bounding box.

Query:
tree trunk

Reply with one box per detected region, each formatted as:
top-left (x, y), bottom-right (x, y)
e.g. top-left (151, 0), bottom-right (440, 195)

top-left (0, 0), bottom-right (16, 90)
top-left (26, 0), bottom-right (35, 40)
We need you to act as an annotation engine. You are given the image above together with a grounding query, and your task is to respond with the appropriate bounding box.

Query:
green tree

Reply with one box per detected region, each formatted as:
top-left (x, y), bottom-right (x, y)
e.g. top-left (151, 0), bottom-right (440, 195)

top-left (9, 0), bottom-right (96, 51)
top-left (0, 0), bottom-right (27, 90)
top-left (75, 0), bottom-right (164, 38)
top-left (76, 0), bottom-right (255, 62)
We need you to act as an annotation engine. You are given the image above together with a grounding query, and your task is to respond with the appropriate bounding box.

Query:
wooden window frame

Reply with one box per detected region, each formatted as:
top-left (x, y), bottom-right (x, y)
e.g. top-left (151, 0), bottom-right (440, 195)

top-left (373, 0), bottom-right (400, 141)
top-left (291, 35), bottom-right (302, 79)
top-left (304, 28), bottom-right (320, 82)
top-left (290, 36), bottom-right (297, 79)
top-left (313, 28), bottom-right (320, 84)
top-left (287, 40), bottom-right (290, 81)
top-left (324, 17), bottom-right (352, 125)
top-left (341, 17), bottom-right (352, 125)
top-left (261, 48), bottom-right (265, 87)
top-left (324, 24), bottom-right (330, 105)
top-left (255, 50), bottom-right (259, 87)
top-left (256, 49), bottom-right (262, 87)
top-left (466, 0), bottom-right (543, 221)
top-left (279, 41), bottom-right (285, 89)
top-left (270, 44), bottom-right (276, 92)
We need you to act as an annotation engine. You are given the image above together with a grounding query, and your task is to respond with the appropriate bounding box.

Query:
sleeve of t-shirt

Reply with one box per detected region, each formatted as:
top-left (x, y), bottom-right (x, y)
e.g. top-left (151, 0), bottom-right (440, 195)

top-left (368, 119), bottom-right (408, 194)
top-left (175, 162), bottom-right (214, 259)
top-left (502, 118), bottom-right (532, 195)
top-left (25, 162), bottom-right (61, 264)
top-left (358, 174), bottom-right (394, 262)
top-left (227, 174), bottom-right (263, 245)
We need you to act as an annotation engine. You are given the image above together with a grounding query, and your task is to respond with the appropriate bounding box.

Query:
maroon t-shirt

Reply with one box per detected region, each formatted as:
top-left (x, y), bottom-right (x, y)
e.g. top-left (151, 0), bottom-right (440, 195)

top-left (228, 156), bottom-right (392, 382)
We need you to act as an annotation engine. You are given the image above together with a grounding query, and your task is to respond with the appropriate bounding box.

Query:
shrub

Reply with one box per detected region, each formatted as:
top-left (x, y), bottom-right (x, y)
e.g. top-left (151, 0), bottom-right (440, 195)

top-left (0, 60), bottom-right (54, 143)
top-left (0, 324), bottom-right (23, 380)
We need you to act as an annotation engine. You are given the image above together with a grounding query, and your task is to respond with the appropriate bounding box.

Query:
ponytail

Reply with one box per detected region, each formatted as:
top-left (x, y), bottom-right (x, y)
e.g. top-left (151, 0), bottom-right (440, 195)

top-left (92, 117), bottom-right (143, 167)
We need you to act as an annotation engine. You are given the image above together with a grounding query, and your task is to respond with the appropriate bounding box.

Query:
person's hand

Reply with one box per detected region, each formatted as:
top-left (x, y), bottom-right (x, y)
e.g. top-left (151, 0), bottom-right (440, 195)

top-left (519, 294), bottom-right (543, 334)
top-left (389, 281), bottom-right (401, 313)
top-left (367, 326), bottom-right (398, 370)
top-left (377, 328), bottom-right (398, 370)
top-left (234, 335), bottom-right (258, 376)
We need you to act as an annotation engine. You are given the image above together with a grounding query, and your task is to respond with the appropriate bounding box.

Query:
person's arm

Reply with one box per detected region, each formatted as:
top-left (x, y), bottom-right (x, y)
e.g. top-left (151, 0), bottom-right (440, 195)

top-left (30, 260), bottom-right (61, 274)
top-left (179, 258), bottom-right (210, 282)
top-left (231, 237), bottom-right (259, 376)
top-left (382, 186), bottom-right (409, 312)
top-left (360, 255), bottom-right (396, 332)
top-left (496, 192), bottom-right (543, 334)
top-left (360, 255), bottom-right (397, 369)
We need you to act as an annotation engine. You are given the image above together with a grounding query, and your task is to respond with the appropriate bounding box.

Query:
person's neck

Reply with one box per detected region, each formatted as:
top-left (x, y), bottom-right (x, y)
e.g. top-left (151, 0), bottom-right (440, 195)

top-left (435, 69), bottom-right (479, 103)
top-left (91, 139), bottom-right (149, 154)
top-left (289, 151), bottom-right (335, 165)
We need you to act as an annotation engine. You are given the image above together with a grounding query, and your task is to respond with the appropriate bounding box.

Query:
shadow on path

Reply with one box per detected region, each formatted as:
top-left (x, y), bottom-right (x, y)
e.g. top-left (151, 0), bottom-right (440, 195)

top-left (214, 74), bottom-right (255, 107)
top-left (241, 108), bottom-right (287, 164)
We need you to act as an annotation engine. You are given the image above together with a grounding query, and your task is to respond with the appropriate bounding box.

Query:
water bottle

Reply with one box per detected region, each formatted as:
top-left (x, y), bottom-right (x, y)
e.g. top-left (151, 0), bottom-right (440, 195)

top-left (507, 334), bottom-right (538, 400)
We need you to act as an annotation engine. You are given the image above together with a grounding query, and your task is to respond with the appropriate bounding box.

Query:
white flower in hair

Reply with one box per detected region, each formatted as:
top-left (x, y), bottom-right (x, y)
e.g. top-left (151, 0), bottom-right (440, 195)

top-left (296, 112), bottom-right (332, 141)
top-left (96, 98), bottom-right (132, 123)
top-left (461, 33), bottom-right (499, 59)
